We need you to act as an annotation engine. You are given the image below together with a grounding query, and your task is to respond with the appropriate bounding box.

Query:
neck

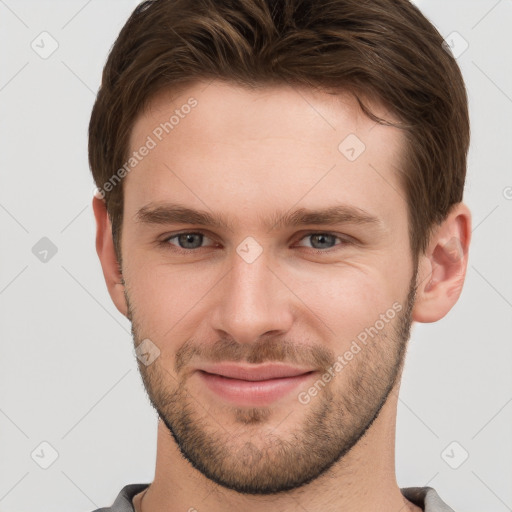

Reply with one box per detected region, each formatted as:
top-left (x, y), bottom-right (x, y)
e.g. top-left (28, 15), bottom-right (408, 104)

top-left (141, 385), bottom-right (420, 512)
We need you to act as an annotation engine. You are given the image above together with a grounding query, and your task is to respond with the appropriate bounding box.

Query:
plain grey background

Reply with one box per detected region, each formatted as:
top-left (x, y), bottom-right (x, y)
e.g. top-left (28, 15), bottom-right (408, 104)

top-left (0, 0), bottom-right (511, 511)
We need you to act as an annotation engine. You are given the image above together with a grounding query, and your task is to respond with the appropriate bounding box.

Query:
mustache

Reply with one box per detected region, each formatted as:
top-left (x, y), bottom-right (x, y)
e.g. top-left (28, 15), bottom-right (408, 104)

top-left (174, 336), bottom-right (335, 375)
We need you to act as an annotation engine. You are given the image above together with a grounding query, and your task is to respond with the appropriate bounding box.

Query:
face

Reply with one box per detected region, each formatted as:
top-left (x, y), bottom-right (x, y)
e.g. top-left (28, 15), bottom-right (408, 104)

top-left (119, 81), bottom-right (417, 494)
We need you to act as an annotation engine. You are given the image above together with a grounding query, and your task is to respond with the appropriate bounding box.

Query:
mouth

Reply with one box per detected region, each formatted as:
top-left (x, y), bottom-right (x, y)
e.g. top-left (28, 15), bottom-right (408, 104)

top-left (195, 363), bottom-right (317, 406)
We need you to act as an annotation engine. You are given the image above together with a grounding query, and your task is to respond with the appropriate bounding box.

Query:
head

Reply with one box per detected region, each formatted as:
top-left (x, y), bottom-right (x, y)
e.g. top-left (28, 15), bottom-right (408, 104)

top-left (90, 0), bottom-right (471, 495)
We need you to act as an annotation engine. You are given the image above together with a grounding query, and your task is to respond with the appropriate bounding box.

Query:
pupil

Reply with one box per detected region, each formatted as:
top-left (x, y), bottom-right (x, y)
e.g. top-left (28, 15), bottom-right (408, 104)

top-left (179, 233), bottom-right (202, 248)
top-left (175, 234), bottom-right (335, 250)
top-left (312, 234), bottom-right (335, 249)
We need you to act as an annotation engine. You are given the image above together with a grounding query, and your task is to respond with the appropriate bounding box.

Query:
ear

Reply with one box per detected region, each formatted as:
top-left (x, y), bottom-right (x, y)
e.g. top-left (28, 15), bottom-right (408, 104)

top-left (92, 192), bottom-right (129, 317)
top-left (412, 202), bottom-right (471, 323)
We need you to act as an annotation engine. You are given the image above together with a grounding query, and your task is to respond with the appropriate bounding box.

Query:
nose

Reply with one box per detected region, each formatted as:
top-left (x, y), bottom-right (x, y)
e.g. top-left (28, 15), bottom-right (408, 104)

top-left (210, 247), bottom-right (294, 345)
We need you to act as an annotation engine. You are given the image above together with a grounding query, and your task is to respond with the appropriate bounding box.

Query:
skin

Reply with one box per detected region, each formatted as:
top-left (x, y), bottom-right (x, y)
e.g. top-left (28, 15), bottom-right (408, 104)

top-left (93, 80), bottom-right (471, 512)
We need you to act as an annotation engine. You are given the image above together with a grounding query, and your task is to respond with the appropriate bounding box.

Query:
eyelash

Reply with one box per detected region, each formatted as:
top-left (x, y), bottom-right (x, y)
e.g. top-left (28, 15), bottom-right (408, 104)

top-left (159, 231), bottom-right (351, 255)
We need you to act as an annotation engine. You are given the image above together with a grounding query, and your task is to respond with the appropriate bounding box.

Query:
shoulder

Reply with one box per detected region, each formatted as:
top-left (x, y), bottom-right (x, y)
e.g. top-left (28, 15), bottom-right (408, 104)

top-left (401, 487), bottom-right (456, 512)
top-left (90, 484), bottom-right (150, 512)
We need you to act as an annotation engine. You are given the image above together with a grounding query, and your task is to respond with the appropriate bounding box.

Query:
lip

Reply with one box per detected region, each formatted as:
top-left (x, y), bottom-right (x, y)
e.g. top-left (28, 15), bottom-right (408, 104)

top-left (195, 363), bottom-right (316, 406)
top-left (196, 362), bottom-right (315, 381)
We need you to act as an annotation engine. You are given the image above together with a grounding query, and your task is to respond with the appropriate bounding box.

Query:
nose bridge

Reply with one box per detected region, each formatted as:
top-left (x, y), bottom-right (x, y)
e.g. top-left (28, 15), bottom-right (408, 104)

top-left (212, 245), bottom-right (292, 343)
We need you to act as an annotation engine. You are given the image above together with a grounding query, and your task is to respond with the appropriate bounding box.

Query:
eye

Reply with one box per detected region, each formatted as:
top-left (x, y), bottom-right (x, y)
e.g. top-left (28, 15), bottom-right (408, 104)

top-left (159, 231), bottom-right (350, 255)
top-left (296, 233), bottom-right (344, 251)
top-left (162, 232), bottom-right (216, 251)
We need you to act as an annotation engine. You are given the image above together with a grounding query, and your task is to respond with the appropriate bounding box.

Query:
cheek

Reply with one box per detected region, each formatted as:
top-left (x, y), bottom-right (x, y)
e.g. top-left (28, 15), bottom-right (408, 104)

top-left (124, 259), bottom-right (221, 336)
top-left (123, 238), bottom-right (413, 348)
top-left (285, 262), bottom-right (407, 341)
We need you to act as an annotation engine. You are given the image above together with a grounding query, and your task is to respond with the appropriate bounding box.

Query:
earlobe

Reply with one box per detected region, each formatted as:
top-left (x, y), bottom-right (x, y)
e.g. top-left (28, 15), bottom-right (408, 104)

top-left (412, 203), bottom-right (472, 323)
top-left (92, 194), bottom-right (129, 317)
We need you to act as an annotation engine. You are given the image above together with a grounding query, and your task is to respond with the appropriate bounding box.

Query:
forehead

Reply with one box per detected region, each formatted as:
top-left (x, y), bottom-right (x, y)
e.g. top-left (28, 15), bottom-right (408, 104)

top-left (124, 80), bottom-right (407, 228)
top-left (133, 80), bottom-right (397, 150)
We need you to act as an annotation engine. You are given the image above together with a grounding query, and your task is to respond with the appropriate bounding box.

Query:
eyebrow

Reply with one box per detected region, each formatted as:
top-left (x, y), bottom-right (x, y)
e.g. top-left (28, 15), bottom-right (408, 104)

top-left (135, 202), bottom-right (381, 231)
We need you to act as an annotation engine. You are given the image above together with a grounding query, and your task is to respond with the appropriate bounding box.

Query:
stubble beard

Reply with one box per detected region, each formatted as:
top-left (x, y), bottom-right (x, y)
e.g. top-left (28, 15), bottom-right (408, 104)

top-left (126, 275), bottom-right (417, 495)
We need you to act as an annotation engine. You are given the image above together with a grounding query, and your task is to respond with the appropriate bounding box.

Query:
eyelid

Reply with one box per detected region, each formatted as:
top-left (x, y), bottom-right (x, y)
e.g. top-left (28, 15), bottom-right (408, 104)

top-left (294, 232), bottom-right (344, 248)
top-left (160, 229), bottom-right (353, 253)
top-left (162, 230), bottom-right (217, 247)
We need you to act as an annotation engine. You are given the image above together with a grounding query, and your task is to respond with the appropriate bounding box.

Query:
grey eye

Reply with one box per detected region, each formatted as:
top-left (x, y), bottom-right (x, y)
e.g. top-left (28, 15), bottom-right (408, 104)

top-left (301, 234), bottom-right (339, 250)
top-left (171, 233), bottom-right (206, 249)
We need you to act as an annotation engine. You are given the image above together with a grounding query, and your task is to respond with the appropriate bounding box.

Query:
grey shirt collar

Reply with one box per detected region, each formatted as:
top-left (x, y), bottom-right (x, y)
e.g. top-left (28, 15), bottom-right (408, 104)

top-left (93, 484), bottom-right (455, 512)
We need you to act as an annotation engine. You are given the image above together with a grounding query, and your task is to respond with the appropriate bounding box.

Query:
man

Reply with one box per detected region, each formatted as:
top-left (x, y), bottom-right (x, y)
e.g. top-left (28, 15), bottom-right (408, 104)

top-left (88, 0), bottom-right (471, 510)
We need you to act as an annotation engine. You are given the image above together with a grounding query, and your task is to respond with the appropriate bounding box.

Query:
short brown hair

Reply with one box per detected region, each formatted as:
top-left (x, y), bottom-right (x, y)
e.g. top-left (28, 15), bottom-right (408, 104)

top-left (88, 0), bottom-right (470, 265)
